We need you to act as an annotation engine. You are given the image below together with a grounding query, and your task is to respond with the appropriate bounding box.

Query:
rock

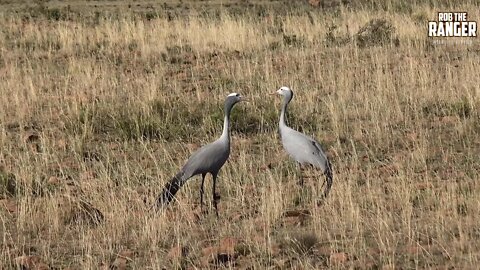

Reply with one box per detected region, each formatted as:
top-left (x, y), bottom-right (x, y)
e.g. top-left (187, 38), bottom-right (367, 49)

top-left (82, 151), bottom-right (101, 162)
top-left (47, 176), bottom-right (61, 185)
top-left (0, 171), bottom-right (17, 197)
top-left (218, 237), bottom-right (239, 255)
top-left (415, 182), bottom-right (433, 190)
top-left (382, 265), bottom-right (395, 270)
top-left (378, 163), bottom-right (399, 177)
top-left (283, 216), bottom-right (303, 227)
top-left (167, 246), bottom-right (181, 260)
top-left (167, 246), bottom-right (188, 260)
top-left (352, 259), bottom-right (377, 269)
top-left (79, 170), bottom-right (97, 181)
top-left (200, 238), bottom-right (240, 267)
top-left (329, 252), bottom-right (348, 265)
top-left (309, 0), bottom-right (344, 8)
top-left (187, 143), bottom-right (200, 152)
top-left (282, 211), bottom-right (312, 227)
top-left (200, 246), bottom-right (217, 267)
top-left (185, 208), bottom-right (202, 223)
top-left (66, 200), bottom-right (104, 226)
top-left (15, 255), bottom-right (48, 269)
top-left (24, 131), bottom-right (40, 143)
top-left (0, 198), bottom-right (17, 213)
top-left (269, 243), bottom-right (282, 257)
top-left (315, 245), bottom-right (332, 257)
top-left (440, 116), bottom-right (458, 124)
top-left (405, 245), bottom-right (422, 255)
top-left (110, 257), bottom-right (126, 270)
top-left (118, 250), bottom-right (134, 259)
top-left (110, 250), bottom-right (134, 270)
top-left (259, 163), bottom-right (272, 171)
top-left (283, 209), bottom-right (311, 217)
top-left (24, 131), bottom-right (42, 153)
top-left (235, 242), bottom-right (250, 256)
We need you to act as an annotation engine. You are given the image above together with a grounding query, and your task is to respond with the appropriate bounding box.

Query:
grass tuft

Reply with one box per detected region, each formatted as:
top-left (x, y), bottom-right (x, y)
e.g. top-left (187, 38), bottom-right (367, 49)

top-left (355, 18), bottom-right (397, 48)
top-left (0, 170), bottom-right (17, 198)
top-left (0, 1), bottom-right (479, 269)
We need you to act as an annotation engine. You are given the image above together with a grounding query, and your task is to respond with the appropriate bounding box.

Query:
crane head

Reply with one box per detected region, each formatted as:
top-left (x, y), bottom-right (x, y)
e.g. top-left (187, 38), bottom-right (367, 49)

top-left (225, 93), bottom-right (248, 110)
top-left (275, 86), bottom-right (293, 97)
top-left (227, 92), bottom-right (248, 101)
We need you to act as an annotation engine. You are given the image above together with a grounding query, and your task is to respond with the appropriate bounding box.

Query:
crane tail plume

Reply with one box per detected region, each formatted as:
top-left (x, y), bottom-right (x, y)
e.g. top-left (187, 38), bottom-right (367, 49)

top-left (323, 161), bottom-right (333, 198)
top-left (156, 172), bottom-right (184, 210)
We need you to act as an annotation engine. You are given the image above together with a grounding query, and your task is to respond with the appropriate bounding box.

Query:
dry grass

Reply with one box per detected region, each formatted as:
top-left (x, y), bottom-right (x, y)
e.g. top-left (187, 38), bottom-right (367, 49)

top-left (1, 1), bottom-right (479, 269)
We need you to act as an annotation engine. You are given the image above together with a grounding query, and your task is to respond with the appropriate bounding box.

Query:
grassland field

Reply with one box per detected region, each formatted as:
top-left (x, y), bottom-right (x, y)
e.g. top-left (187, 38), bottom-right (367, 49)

top-left (0, 0), bottom-right (479, 269)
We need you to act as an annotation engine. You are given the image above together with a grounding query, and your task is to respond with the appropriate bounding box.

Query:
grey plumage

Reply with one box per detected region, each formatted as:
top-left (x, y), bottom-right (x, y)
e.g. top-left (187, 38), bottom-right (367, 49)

top-left (157, 93), bottom-right (247, 214)
top-left (274, 86), bottom-right (333, 199)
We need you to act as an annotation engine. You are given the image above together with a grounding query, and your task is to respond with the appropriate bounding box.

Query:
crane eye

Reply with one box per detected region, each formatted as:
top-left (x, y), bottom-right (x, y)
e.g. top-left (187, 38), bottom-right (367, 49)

top-left (236, 94), bottom-right (240, 97)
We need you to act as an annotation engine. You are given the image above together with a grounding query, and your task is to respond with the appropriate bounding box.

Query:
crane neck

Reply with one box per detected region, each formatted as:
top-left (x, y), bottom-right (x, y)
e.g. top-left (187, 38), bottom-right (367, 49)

top-left (279, 95), bottom-right (291, 129)
top-left (220, 103), bottom-right (232, 143)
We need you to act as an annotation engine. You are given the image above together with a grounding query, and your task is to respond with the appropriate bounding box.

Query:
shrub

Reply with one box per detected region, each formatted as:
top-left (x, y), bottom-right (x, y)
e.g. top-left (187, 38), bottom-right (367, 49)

top-left (355, 18), bottom-right (397, 48)
top-left (0, 170), bottom-right (16, 198)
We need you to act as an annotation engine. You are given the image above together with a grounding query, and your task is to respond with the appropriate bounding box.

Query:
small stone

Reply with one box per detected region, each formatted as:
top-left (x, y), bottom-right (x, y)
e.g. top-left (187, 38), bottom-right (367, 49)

top-left (0, 199), bottom-right (17, 213)
top-left (15, 255), bottom-right (47, 269)
top-left (329, 252), bottom-right (348, 265)
top-left (167, 246), bottom-right (188, 260)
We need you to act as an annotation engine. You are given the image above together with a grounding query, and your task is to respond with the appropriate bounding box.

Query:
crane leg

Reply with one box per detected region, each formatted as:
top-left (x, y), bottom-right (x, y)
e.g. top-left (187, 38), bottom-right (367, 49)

top-left (212, 173), bottom-right (220, 217)
top-left (297, 162), bottom-right (304, 186)
top-left (200, 173), bottom-right (206, 209)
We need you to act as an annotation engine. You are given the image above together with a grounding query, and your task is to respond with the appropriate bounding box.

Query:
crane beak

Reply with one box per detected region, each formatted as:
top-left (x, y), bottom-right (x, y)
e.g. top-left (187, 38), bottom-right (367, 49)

top-left (268, 93), bottom-right (277, 96)
top-left (240, 96), bottom-right (249, 102)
